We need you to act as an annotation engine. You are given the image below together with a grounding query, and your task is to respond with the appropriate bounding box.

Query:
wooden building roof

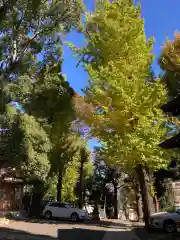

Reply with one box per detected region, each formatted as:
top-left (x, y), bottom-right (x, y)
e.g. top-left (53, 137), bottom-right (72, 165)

top-left (159, 133), bottom-right (180, 149)
top-left (161, 95), bottom-right (180, 116)
top-left (160, 95), bottom-right (180, 149)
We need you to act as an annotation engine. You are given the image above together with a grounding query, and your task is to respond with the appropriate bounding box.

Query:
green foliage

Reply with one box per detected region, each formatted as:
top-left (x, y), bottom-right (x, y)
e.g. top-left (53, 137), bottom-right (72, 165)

top-left (0, 108), bottom-right (24, 165)
top-left (5, 56), bottom-right (83, 200)
top-left (1, 110), bottom-right (51, 181)
top-left (0, 0), bottom-right (83, 82)
top-left (0, 0), bottom-right (84, 126)
top-left (84, 160), bottom-right (94, 181)
top-left (7, 70), bottom-right (75, 128)
top-left (159, 32), bottom-right (180, 97)
top-left (1, 66), bottom-right (77, 187)
top-left (85, 148), bottom-right (108, 204)
top-left (45, 176), bottom-right (58, 200)
top-left (0, 0), bottom-right (85, 198)
top-left (49, 133), bottom-right (80, 175)
top-left (73, 0), bottom-right (170, 172)
top-left (62, 155), bottom-right (80, 202)
top-left (19, 113), bottom-right (51, 180)
top-left (61, 141), bottom-right (93, 202)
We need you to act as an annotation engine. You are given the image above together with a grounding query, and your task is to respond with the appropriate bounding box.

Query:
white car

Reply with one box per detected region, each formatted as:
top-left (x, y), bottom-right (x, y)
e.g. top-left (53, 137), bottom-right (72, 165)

top-left (43, 201), bottom-right (89, 222)
top-left (150, 208), bottom-right (180, 233)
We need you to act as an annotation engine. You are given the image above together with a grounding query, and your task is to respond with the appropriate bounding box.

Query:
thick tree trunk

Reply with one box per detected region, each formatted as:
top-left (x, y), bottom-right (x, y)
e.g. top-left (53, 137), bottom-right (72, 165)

top-left (146, 168), bottom-right (155, 214)
top-left (113, 184), bottom-right (118, 219)
top-left (57, 169), bottom-right (63, 202)
top-left (78, 160), bottom-right (84, 209)
top-left (136, 164), bottom-right (151, 227)
top-left (28, 192), bottom-right (43, 218)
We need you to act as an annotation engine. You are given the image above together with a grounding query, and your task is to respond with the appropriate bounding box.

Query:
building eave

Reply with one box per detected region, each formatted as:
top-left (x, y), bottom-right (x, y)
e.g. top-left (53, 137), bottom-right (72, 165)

top-left (161, 95), bottom-right (180, 116)
top-left (159, 133), bottom-right (180, 149)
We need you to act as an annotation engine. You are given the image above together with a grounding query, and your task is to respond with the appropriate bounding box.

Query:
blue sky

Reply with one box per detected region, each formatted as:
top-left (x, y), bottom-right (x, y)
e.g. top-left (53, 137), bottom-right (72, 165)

top-left (62, 0), bottom-right (180, 149)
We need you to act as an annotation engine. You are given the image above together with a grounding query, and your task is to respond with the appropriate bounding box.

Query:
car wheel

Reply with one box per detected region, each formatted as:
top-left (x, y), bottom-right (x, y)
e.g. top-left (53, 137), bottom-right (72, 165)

top-left (71, 213), bottom-right (79, 222)
top-left (163, 220), bottom-right (176, 233)
top-left (45, 211), bottom-right (52, 220)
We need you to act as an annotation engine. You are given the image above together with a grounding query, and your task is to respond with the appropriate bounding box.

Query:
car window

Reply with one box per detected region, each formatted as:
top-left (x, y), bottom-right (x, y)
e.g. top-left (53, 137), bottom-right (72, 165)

top-left (59, 203), bottom-right (66, 208)
top-left (49, 202), bottom-right (60, 207)
top-left (49, 202), bottom-right (67, 208)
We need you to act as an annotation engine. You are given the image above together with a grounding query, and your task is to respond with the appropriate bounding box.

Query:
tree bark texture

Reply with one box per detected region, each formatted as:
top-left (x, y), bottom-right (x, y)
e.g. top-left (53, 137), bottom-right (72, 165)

top-left (136, 164), bottom-right (151, 227)
top-left (57, 169), bottom-right (63, 202)
top-left (78, 159), bottom-right (84, 209)
top-left (135, 183), bottom-right (143, 222)
top-left (113, 184), bottom-right (118, 219)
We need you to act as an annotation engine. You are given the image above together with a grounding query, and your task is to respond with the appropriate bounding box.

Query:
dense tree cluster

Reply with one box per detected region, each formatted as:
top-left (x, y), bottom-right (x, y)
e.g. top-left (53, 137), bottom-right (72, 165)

top-left (0, 0), bottom-right (179, 225)
top-left (0, 0), bottom-right (92, 206)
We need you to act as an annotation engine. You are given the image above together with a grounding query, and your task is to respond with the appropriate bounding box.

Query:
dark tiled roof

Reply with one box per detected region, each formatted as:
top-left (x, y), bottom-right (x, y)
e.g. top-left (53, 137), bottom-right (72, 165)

top-left (159, 133), bottom-right (180, 149)
top-left (161, 95), bottom-right (180, 116)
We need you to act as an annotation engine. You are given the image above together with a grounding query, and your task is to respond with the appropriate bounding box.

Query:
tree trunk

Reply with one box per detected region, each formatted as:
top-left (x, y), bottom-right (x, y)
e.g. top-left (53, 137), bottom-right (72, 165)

top-left (104, 196), bottom-right (107, 218)
top-left (28, 192), bottom-right (43, 218)
top-left (57, 169), bottom-right (63, 202)
top-left (136, 164), bottom-right (151, 227)
top-left (154, 196), bottom-right (159, 212)
top-left (113, 184), bottom-right (118, 219)
top-left (146, 168), bottom-right (155, 214)
top-left (92, 204), bottom-right (100, 220)
top-left (135, 183), bottom-right (143, 222)
top-left (78, 160), bottom-right (84, 209)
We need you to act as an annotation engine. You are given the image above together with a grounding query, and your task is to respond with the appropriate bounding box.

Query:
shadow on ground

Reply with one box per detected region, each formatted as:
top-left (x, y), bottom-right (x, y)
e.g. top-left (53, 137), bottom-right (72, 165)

top-left (0, 226), bottom-right (143, 240)
top-left (1, 225), bottom-right (180, 240)
top-left (0, 227), bottom-right (56, 240)
top-left (58, 227), bottom-right (180, 240)
top-left (57, 227), bottom-right (138, 240)
top-left (134, 227), bottom-right (180, 240)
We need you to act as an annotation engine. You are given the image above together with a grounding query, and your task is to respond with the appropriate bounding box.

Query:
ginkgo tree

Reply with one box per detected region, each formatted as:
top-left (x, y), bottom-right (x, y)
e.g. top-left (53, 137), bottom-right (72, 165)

top-left (72, 0), bottom-right (171, 225)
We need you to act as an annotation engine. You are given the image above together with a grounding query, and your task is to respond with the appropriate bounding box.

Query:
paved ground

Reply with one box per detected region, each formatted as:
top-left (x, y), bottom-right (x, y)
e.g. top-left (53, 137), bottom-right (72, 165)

top-left (0, 219), bottom-right (180, 240)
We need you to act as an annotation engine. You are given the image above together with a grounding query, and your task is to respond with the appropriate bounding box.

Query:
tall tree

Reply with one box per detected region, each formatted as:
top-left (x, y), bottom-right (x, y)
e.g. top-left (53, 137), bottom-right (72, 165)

top-left (49, 133), bottom-right (80, 202)
top-left (4, 48), bottom-right (81, 200)
top-left (0, 0), bottom-right (83, 121)
top-left (158, 32), bottom-right (180, 209)
top-left (106, 167), bottom-right (121, 219)
top-left (72, 0), bottom-right (170, 226)
top-left (0, 0), bottom-right (85, 203)
top-left (77, 145), bottom-right (90, 209)
top-left (62, 154), bottom-right (80, 202)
